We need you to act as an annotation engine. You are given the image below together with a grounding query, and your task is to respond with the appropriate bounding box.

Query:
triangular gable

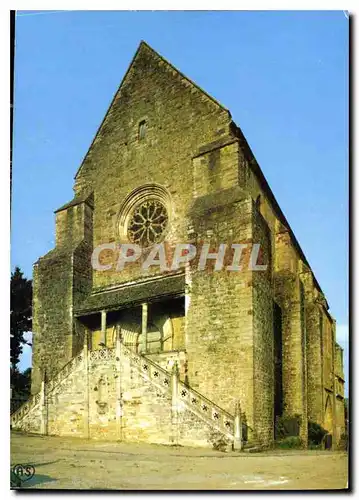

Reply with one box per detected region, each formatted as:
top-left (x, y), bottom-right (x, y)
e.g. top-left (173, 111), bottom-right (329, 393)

top-left (74, 40), bottom-right (230, 180)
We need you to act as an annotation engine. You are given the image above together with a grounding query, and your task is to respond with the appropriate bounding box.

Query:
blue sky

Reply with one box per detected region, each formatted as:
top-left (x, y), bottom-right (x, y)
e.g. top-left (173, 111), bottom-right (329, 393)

top-left (12, 11), bottom-right (348, 392)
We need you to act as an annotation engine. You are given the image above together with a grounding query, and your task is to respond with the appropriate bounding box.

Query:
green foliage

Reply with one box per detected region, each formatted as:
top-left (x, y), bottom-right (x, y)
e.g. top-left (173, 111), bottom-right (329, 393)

top-left (10, 266), bottom-right (32, 369)
top-left (308, 421), bottom-right (328, 445)
top-left (11, 367), bottom-right (32, 398)
top-left (208, 429), bottom-right (231, 452)
top-left (338, 432), bottom-right (348, 451)
top-left (276, 436), bottom-right (303, 449)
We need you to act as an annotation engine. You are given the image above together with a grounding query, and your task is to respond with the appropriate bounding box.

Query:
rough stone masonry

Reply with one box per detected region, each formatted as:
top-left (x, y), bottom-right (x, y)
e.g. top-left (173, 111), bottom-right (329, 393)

top-left (12, 41), bottom-right (345, 449)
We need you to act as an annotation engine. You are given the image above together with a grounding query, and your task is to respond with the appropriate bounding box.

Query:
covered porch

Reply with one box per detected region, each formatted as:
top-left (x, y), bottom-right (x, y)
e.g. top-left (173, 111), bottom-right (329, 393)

top-left (74, 273), bottom-right (186, 366)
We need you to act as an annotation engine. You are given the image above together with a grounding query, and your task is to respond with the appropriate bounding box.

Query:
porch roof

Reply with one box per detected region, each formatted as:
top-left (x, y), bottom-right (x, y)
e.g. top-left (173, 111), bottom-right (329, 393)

top-left (74, 273), bottom-right (185, 317)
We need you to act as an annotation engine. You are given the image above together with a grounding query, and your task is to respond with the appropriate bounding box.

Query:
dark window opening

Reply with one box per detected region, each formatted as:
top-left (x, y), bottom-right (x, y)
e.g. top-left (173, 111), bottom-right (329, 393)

top-left (255, 194), bottom-right (261, 210)
top-left (138, 120), bottom-right (147, 140)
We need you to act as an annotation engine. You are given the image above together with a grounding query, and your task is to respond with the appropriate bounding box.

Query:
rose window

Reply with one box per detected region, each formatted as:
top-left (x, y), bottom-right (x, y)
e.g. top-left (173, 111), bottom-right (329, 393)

top-left (127, 200), bottom-right (168, 246)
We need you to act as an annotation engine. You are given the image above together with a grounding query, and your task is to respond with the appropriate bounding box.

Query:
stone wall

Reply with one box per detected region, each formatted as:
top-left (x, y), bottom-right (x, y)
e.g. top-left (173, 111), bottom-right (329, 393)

top-left (273, 232), bottom-right (308, 442)
top-left (185, 194), bottom-right (256, 438)
top-left (335, 397), bottom-right (345, 444)
top-left (334, 341), bottom-right (345, 441)
top-left (252, 204), bottom-right (274, 445)
top-left (32, 252), bottom-right (74, 395)
top-left (47, 356), bottom-right (88, 437)
top-left (306, 303), bottom-right (324, 425)
top-left (32, 199), bottom-right (93, 395)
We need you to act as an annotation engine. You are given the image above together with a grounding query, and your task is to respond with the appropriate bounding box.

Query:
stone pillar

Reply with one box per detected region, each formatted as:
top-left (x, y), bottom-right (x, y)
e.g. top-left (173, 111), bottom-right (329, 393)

top-left (115, 326), bottom-right (123, 441)
top-left (171, 362), bottom-right (179, 445)
top-left (100, 310), bottom-right (106, 346)
top-left (331, 320), bottom-right (337, 449)
top-left (274, 272), bottom-right (308, 444)
top-left (233, 400), bottom-right (243, 451)
top-left (142, 302), bottom-right (148, 352)
top-left (40, 374), bottom-right (47, 435)
top-left (306, 302), bottom-right (324, 426)
top-left (83, 332), bottom-right (90, 439)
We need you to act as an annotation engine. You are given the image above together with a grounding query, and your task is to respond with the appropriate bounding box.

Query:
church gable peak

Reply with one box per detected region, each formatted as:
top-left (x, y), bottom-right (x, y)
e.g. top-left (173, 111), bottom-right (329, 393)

top-left (134, 41), bottom-right (229, 112)
top-left (74, 41), bottom-right (230, 180)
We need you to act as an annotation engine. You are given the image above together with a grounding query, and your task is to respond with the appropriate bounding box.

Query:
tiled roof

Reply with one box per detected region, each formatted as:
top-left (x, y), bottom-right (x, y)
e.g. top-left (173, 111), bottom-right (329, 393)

top-left (75, 273), bottom-right (185, 316)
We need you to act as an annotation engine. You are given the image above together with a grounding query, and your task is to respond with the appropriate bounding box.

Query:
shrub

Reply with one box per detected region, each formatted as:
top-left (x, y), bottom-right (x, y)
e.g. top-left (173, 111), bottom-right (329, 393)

top-left (276, 436), bottom-right (303, 449)
top-left (338, 432), bottom-right (348, 451)
top-left (275, 415), bottom-right (301, 439)
top-left (208, 429), bottom-right (231, 452)
top-left (308, 421), bottom-right (328, 446)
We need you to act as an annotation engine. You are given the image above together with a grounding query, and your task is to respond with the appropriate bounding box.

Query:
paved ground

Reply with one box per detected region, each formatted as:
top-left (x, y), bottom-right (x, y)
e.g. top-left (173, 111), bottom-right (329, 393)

top-left (10, 432), bottom-right (348, 490)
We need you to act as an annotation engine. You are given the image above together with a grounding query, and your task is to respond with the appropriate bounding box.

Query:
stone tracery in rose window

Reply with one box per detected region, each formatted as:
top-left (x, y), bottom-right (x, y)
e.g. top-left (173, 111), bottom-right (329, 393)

top-left (127, 199), bottom-right (168, 246)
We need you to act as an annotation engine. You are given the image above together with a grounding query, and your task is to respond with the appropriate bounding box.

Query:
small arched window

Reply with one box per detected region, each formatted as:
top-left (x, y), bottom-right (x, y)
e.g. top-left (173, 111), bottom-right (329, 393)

top-left (138, 120), bottom-right (147, 140)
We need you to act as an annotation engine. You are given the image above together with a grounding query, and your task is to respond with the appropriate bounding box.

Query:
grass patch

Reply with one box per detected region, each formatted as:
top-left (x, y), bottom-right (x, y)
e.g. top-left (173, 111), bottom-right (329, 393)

top-left (275, 436), bottom-right (304, 449)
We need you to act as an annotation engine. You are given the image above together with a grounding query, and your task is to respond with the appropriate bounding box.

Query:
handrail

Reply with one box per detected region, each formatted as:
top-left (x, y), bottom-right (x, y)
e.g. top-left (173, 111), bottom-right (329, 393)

top-left (121, 343), bottom-right (169, 376)
top-left (176, 378), bottom-right (234, 438)
top-left (121, 343), bottom-right (172, 392)
top-left (179, 379), bottom-right (234, 421)
top-left (121, 342), bottom-right (235, 438)
top-left (122, 342), bottom-right (233, 416)
top-left (46, 349), bottom-right (85, 395)
top-left (11, 348), bottom-right (86, 422)
top-left (11, 391), bottom-right (41, 421)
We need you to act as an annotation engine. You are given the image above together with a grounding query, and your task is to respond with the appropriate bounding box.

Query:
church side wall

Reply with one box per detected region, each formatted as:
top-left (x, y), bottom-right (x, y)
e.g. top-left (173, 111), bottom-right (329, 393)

top-left (273, 231), bottom-right (308, 443)
top-left (306, 304), bottom-right (324, 426)
top-left (252, 204), bottom-right (274, 445)
top-left (245, 153), bottom-right (344, 443)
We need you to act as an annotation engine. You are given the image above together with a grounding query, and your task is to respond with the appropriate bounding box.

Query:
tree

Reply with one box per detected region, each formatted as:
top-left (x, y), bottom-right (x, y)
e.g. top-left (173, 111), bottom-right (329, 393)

top-left (11, 367), bottom-right (32, 399)
top-left (10, 267), bottom-right (32, 370)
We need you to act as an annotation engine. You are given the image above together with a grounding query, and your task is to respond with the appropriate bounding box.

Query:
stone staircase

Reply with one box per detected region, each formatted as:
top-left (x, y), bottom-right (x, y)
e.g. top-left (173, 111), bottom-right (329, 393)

top-left (11, 350), bottom-right (87, 428)
top-left (120, 343), bottom-right (236, 441)
top-left (11, 342), bottom-right (244, 449)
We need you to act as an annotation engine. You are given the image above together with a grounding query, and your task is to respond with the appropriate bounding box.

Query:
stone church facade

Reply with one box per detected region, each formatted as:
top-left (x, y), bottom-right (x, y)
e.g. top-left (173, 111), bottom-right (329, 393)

top-left (12, 41), bottom-right (345, 449)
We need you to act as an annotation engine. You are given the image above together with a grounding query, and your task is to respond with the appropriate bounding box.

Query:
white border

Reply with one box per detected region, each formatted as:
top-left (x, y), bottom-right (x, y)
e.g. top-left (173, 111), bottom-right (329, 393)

top-left (3, 5), bottom-right (353, 499)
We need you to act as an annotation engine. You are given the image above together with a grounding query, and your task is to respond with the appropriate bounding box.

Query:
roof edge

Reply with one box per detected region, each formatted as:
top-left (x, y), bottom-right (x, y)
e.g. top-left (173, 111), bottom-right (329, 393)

top-left (139, 41), bottom-right (230, 115)
top-left (55, 192), bottom-right (94, 214)
top-left (230, 120), bottom-right (327, 304)
top-left (74, 41), bottom-right (144, 180)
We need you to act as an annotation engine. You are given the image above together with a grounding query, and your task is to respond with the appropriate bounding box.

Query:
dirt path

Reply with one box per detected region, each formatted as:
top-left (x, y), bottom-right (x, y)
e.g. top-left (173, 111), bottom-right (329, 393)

top-left (10, 432), bottom-right (348, 490)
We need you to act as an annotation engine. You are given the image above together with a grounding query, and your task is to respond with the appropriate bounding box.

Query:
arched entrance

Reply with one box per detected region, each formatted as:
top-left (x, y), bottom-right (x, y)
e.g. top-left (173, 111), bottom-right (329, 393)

top-left (323, 394), bottom-right (334, 449)
top-left (324, 394), bottom-right (333, 434)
